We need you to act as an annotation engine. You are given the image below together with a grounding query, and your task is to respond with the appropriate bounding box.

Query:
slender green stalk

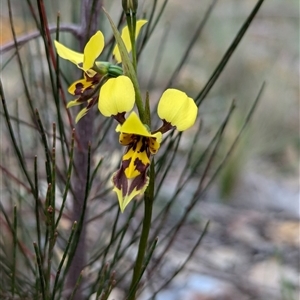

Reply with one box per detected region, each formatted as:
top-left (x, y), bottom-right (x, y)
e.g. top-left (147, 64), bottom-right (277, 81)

top-left (128, 162), bottom-right (155, 299)
top-left (33, 242), bottom-right (46, 300)
top-left (148, 101), bottom-right (236, 277)
top-left (137, 237), bottom-right (158, 287)
top-left (35, 109), bottom-right (52, 184)
top-left (34, 156), bottom-right (42, 256)
top-left (152, 222), bottom-right (209, 298)
top-left (166, 0), bottom-right (218, 87)
top-left (101, 208), bottom-right (120, 266)
top-left (111, 203), bottom-right (138, 267)
top-left (196, 0), bottom-right (265, 106)
top-left (55, 12), bottom-right (68, 171)
top-left (12, 205), bottom-right (17, 299)
top-left (103, 8), bottom-right (145, 121)
top-left (1, 80), bottom-right (35, 193)
top-left (65, 141), bottom-right (91, 297)
top-left (51, 123), bottom-right (56, 232)
top-left (95, 263), bottom-right (109, 298)
top-left (68, 272), bottom-right (83, 300)
top-left (43, 183), bottom-right (52, 260)
top-left (55, 129), bottom-right (75, 228)
top-left (7, 0), bottom-right (36, 117)
top-left (199, 82), bottom-right (266, 195)
top-left (126, 13), bottom-right (137, 71)
top-left (52, 222), bottom-right (77, 300)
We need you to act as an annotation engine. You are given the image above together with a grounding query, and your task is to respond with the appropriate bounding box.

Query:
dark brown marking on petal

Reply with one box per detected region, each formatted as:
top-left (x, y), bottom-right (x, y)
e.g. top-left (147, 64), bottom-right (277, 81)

top-left (131, 136), bottom-right (140, 152)
top-left (114, 112), bottom-right (126, 124)
top-left (122, 158), bottom-right (131, 170)
top-left (77, 62), bottom-right (83, 68)
top-left (92, 74), bottom-right (101, 84)
top-left (134, 157), bottom-right (149, 174)
top-left (74, 83), bottom-right (84, 95)
top-left (139, 137), bottom-right (149, 153)
top-left (86, 96), bottom-right (97, 109)
top-left (112, 166), bottom-right (128, 197)
top-left (128, 172), bottom-right (148, 195)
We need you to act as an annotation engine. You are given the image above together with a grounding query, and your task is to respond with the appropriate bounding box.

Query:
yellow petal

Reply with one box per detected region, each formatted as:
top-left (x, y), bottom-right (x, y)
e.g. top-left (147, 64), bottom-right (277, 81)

top-left (118, 111), bottom-right (152, 137)
top-left (54, 40), bottom-right (84, 66)
top-left (98, 76), bottom-right (135, 116)
top-left (113, 20), bottom-right (147, 63)
top-left (67, 99), bottom-right (83, 108)
top-left (112, 170), bottom-right (149, 212)
top-left (83, 31), bottom-right (105, 71)
top-left (119, 132), bottom-right (134, 145)
top-left (68, 78), bottom-right (94, 95)
top-left (157, 89), bottom-right (198, 131)
top-left (149, 136), bottom-right (161, 154)
top-left (75, 107), bottom-right (89, 123)
top-left (122, 137), bottom-right (151, 178)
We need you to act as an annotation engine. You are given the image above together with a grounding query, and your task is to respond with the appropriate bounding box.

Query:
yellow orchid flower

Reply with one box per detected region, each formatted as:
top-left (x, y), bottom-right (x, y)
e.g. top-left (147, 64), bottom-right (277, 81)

top-left (157, 89), bottom-right (198, 131)
top-left (54, 20), bottom-right (147, 123)
top-left (113, 111), bottom-right (162, 212)
top-left (65, 73), bottom-right (102, 123)
top-left (54, 20), bottom-right (147, 71)
top-left (112, 20), bottom-right (147, 64)
top-left (98, 77), bottom-right (198, 212)
top-left (98, 75), bottom-right (135, 120)
top-left (54, 31), bottom-right (104, 74)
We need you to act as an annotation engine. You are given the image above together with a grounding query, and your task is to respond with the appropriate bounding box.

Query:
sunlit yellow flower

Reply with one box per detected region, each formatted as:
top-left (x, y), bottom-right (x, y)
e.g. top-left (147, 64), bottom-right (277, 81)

top-left (157, 89), bottom-right (198, 131)
top-left (112, 20), bottom-right (147, 64)
top-left (98, 75), bottom-right (135, 122)
top-left (54, 20), bottom-right (147, 72)
top-left (54, 20), bottom-right (147, 122)
top-left (98, 77), bottom-right (198, 212)
top-left (65, 73), bottom-right (102, 123)
top-left (54, 31), bottom-right (104, 74)
top-left (112, 112), bottom-right (162, 212)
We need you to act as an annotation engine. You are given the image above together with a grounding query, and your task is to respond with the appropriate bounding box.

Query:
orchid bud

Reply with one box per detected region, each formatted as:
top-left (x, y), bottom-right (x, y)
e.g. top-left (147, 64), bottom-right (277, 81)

top-left (122, 0), bottom-right (138, 14)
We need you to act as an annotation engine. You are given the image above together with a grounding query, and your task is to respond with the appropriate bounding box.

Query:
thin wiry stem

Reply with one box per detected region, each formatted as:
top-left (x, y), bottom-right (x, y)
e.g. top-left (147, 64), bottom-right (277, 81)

top-left (196, 0), bottom-right (265, 106)
top-left (166, 0), bottom-right (218, 88)
top-left (33, 242), bottom-right (46, 300)
top-left (149, 221), bottom-right (209, 299)
top-left (128, 162), bottom-right (155, 299)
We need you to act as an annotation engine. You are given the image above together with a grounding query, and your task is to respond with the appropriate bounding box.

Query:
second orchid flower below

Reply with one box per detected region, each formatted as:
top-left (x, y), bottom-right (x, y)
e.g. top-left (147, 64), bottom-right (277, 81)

top-left (98, 75), bottom-right (198, 212)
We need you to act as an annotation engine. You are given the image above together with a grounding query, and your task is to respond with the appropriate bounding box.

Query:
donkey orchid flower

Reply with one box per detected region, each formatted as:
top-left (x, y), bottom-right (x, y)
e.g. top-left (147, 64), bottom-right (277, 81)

top-left (98, 76), bottom-right (198, 212)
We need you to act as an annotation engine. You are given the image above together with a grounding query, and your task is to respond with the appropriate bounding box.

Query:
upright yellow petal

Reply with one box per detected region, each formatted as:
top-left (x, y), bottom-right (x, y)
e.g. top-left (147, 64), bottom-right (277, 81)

top-left (83, 31), bottom-right (105, 71)
top-left (113, 20), bottom-right (147, 63)
top-left (98, 76), bottom-right (135, 117)
top-left (157, 89), bottom-right (198, 131)
top-left (118, 112), bottom-right (152, 137)
top-left (134, 20), bottom-right (148, 39)
top-left (54, 40), bottom-right (84, 66)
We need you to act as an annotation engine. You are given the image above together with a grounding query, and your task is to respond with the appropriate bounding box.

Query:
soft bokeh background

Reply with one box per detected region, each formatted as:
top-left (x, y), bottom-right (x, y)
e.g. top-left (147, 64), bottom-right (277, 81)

top-left (1, 0), bottom-right (299, 299)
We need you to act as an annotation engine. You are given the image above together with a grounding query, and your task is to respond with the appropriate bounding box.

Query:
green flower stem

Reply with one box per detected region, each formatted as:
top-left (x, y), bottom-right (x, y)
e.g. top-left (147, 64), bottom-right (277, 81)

top-left (126, 13), bottom-right (137, 71)
top-left (34, 156), bottom-right (42, 259)
top-left (55, 129), bottom-right (75, 228)
top-left (68, 271), bottom-right (83, 300)
top-left (103, 8), bottom-right (145, 121)
top-left (33, 242), bottom-right (46, 300)
top-left (52, 221), bottom-right (77, 300)
top-left (128, 162), bottom-right (155, 299)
